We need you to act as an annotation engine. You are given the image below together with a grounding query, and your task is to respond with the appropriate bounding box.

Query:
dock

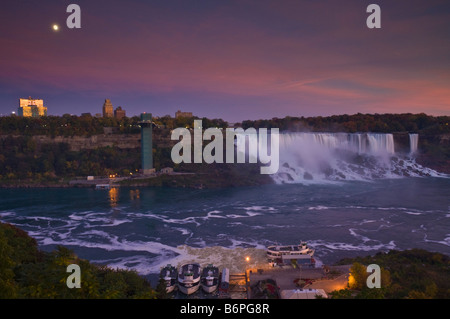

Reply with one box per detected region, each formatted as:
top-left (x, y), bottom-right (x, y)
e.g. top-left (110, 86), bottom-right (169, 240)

top-left (227, 272), bottom-right (249, 299)
top-left (248, 264), bottom-right (351, 297)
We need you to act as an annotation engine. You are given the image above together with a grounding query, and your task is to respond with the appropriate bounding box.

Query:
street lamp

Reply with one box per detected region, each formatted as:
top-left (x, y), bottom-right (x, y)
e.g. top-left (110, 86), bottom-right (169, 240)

top-left (245, 256), bottom-right (251, 287)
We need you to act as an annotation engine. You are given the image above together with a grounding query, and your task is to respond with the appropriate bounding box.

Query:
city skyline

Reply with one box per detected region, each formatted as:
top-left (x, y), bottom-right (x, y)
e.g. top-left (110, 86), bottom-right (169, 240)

top-left (0, 0), bottom-right (449, 122)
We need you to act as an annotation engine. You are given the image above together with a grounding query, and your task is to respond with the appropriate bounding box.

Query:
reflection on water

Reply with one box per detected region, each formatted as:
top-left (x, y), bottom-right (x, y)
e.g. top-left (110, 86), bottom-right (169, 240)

top-left (109, 187), bottom-right (119, 207)
top-left (109, 188), bottom-right (141, 208)
top-left (130, 189), bottom-right (140, 200)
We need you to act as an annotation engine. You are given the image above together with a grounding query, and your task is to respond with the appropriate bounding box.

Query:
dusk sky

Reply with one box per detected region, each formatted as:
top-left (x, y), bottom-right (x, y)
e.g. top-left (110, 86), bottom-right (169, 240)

top-left (1, 0), bottom-right (449, 122)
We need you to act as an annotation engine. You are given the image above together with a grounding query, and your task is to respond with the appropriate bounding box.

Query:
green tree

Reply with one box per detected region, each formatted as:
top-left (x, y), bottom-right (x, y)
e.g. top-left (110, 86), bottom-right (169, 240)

top-left (0, 227), bottom-right (17, 298)
top-left (348, 262), bottom-right (367, 290)
top-left (155, 278), bottom-right (169, 299)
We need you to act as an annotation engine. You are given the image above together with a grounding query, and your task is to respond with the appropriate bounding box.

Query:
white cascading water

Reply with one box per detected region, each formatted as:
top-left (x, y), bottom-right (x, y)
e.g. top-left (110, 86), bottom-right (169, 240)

top-left (409, 133), bottom-right (419, 155)
top-left (272, 132), bottom-right (441, 184)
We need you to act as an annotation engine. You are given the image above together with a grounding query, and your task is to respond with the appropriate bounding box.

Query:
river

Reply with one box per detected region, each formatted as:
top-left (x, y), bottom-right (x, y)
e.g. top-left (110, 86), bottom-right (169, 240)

top-left (0, 177), bottom-right (448, 276)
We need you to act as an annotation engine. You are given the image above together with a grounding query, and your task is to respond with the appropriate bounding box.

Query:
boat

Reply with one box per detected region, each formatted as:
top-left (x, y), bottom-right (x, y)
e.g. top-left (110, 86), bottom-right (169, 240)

top-left (267, 242), bottom-right (315, 266)
top-left (177, 263), bottom-right (201, 295)
top-left (159, 264), bottom-right (177, 293)
top-left (200, 264), bottom-right (220, 293)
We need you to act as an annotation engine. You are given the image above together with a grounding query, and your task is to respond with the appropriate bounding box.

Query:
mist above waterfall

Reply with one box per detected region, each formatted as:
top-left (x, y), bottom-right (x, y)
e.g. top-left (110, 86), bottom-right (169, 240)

top-left (273, 132), bottom-right (442, 184)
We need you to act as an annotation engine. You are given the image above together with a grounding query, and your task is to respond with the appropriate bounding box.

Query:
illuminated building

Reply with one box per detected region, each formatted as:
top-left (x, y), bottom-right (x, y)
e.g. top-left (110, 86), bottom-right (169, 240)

top-left (102, 99), bottom-right (114, 118)
top-left (18, 97), bottom-right (47, 117)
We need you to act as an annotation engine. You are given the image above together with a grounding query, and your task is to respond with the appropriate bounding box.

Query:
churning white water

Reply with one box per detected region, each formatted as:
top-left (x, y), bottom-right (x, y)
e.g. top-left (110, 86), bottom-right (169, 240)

top-left (273, 132), bottom-right (440, 184)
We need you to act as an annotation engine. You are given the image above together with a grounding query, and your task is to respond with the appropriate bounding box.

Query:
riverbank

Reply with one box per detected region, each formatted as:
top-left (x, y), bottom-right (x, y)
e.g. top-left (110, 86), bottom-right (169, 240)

top-left (120, 171), bottom-right (272, 189)
top-left (0, 179), bottom-right (74, 188)
top-left (1, 219), bottom-right (449, 299)
top-left (0, 162), bottom-right (274, 189)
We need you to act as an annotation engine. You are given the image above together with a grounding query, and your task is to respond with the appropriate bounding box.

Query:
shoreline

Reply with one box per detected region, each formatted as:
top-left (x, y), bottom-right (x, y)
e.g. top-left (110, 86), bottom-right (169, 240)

top-left (0, 172), bottom-right (274, 189)
top-left (2, 220), bottom-right (448, 298)
top-left (0, 173), bottom-right (450, 189)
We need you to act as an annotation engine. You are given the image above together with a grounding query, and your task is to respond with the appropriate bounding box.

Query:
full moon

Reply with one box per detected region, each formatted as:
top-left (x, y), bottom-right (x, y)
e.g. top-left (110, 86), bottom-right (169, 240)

top-left (52, 24), bottom-right (59, 31)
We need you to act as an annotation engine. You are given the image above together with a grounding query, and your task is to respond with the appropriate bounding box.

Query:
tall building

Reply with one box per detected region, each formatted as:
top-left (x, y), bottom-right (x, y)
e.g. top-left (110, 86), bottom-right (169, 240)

top-left (139, 113), bottom-right (154, 175)
top-left (18, 97), bottom-right (47, 117)
top-left (102, 99), bottom-right (114, 118)
top-left (114, 106), bottom-right (126, 120)
top-left (175, 110), bottom-right (193, 118)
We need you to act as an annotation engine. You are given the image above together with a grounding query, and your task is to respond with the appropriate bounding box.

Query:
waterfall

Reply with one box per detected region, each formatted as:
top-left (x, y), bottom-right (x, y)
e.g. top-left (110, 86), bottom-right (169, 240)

top-left (409, 134), bottom-right (419, 155)
top-left (367, 133), bottom-right (395, 155)
top-left (279, 132), bottom-right (395, 156)
top-left (273, 132), bottom-right (439, 184)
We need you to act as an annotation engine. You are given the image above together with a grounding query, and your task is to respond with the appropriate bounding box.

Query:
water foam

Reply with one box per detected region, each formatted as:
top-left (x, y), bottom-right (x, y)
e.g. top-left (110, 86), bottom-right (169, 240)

top-left (273, 132), bottom-right (445, 184)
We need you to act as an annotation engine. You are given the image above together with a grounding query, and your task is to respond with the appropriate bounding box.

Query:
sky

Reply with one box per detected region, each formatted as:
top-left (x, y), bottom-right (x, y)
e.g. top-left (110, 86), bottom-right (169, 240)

top-left (0, 0), bottom-right (449, 122)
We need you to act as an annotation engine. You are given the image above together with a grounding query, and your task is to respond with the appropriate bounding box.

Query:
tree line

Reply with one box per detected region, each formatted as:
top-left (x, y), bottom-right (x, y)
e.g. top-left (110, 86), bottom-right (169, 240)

top-left (242, 113), bottom-right (450, 134)
top-left (1, 113), bottom-right (448, 136)
top-left (0, 114), bottom-right (228, 137)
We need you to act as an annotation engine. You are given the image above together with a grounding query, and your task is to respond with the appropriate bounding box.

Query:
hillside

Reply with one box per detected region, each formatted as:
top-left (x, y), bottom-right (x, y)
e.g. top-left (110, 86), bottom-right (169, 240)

top-left (0, 222), bottom-right (158, 298)
top-left (332, 249), bottom-right (450, 299)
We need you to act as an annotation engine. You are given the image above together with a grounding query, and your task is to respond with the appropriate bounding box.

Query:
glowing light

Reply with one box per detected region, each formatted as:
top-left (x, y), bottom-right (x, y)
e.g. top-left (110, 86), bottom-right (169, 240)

top-left (245, 257), bottom-right (250, 262)
top-left (348, 274), bottom-right (356, 289)
top-left (52, 24), bottom-right (59, 31)
top-left (109, 187), bottom-right (119, 208)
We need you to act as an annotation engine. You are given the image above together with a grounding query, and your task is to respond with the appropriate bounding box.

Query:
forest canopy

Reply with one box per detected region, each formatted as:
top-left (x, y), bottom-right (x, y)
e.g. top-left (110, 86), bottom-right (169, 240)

top-left (242, 113), bottom-right (450, 134)
top-left (0, 113), bottom-right (448, 136)
top-left (0, 222), bottom-right (157, 299)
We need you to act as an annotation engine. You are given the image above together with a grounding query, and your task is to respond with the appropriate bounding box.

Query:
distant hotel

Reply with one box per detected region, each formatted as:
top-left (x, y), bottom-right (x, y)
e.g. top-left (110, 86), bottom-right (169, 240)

top-left (175, 110), bottom-right (193, 118)
top-left (114, 106), bottom-right (126, 120)
top-left (18, 97), bottom-right (47, 117)
top-left (102, 99), bottom-right (114, 118)
top-left (102, 99), bottom-right (126, 120)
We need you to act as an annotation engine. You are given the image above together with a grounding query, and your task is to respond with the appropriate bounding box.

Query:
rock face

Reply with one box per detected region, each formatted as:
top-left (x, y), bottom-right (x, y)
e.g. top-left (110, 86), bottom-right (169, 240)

top-left (29, 128), bottom-right (177, 152)
top-left (5, 131), bottom-right (449, 176)
top-left (415, 133), bottom-right (450, 174)
top-left (31, 134), bottom-right (141, 151)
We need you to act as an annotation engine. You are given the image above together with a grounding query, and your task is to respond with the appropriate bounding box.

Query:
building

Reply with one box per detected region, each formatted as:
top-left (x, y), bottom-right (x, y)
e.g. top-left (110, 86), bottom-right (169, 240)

top-left (102, 99), bottom-right (114, 118)
top-left (139, 113), bottom-right (154, 175)
top-left (114, 106), bottom-right (126, 120)
top-left (18, 97), bottom-right (47, 117)
top-left (175, 110), bottom-right (193, 118)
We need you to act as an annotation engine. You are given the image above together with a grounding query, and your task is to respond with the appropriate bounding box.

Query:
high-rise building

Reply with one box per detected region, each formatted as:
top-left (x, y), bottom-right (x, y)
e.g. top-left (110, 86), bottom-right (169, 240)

top-left (114, 106), bottom-right (126, 120)
top-left (102, 99), bottom-right (114, 118)
top-left (139, 113), bottom-right (154, 175)
top-left (18, 97), bottom-right (47, 117)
